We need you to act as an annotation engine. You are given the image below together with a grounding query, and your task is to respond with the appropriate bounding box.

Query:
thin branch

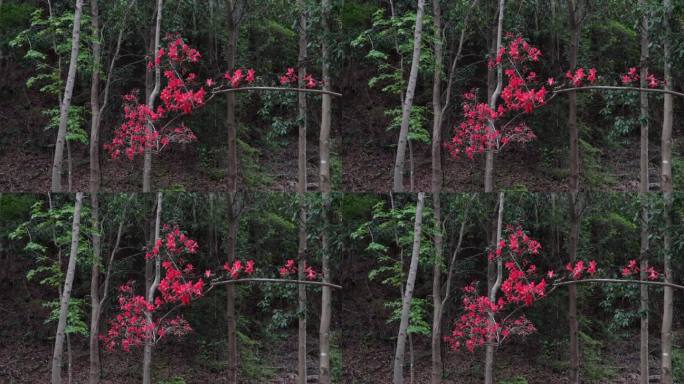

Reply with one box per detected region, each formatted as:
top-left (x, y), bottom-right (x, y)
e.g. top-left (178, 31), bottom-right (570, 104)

top-left (554, 278), bottom-right (684, 291)
top-left (212, 86), bottom-right (342, 97)
top-left (554, 85), bottom-right (684, 98)
top-left (210, 278), bottom-right (342, 289)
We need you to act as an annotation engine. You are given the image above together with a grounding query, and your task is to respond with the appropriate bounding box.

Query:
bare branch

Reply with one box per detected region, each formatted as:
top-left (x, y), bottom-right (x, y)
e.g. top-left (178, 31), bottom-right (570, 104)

top-left (554, 85), bottom-right (684, 98)
top-left (213, 86), bottom-right (342, 97)
top-left (210, 278), bottom-right (342, 289)
top-left (554, 278), bottom-right (684, 291)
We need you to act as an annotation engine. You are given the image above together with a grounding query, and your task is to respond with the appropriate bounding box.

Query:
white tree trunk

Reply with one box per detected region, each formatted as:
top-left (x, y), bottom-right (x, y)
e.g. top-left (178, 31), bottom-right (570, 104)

top-left (660, 1), bottom-right (674, 383)
top-left (142, 193), bottom-right (162, 384)
top-left (484, 0), bottom-right (505, 192)
top-left (484, 192), bottom-right (504, 384)
top-left (50, 192), bottom-right (83, 384)
top-left (392, 0), bottom-right (425, 192)
top-left (392, 192), bottom-right (425, 384)
top-left (143, 0), bottom-right (163, 192)
top-left (318, 0), bottom-right (333, 381)
top-left (50, 0), bottom-right (84, 192)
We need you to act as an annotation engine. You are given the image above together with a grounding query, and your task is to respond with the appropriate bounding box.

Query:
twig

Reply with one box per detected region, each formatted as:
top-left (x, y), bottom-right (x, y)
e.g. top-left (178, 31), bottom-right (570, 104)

top-left (554, 278), bottom-right (684, 291)
top-left (212, 86), bottom-right (342, 97)
top-left (210, 277), bottom-right (342, 289)
top-left (554, 85), bottom-right (684, 98)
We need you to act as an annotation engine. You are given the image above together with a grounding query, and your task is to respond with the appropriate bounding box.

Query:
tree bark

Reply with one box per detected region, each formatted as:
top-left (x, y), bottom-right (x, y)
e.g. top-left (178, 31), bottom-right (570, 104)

top-left (567, 2), bottom-right (582, 382)
top-left (297, 1), bottom-right (308, 382)
top-left (50, 192), bottom-right (83, 384)
top-left (660, 1), bottom-right (674, 383)
top-left (143, 0), bottom-right (163, 192)
top-left (430, 0), bottom-right (444, 381)
top-left (226, 192), bottom-right (239, 383)
top-left (225, 2), bottom-right (242, 382)
top-left (142, 193), bottom-right (162, 384)
top-left (50, 0), bottom-right (84, 192)
top-left (318, 0), bottom-right (333, 382)
top-left (391, 0), bottom-right (425, 192)
top-left (638, 2), bottom-right (650, 382)
top-left (87, 0), bottom-right (102, 379)
top-left (484, 192), bottom-right (504, 384)
top-left (392, 192), bottom-right (425, 384)
top-left (88, 191), bottom-right (101, 384)
top-left (567, 193), bottom-right (581, 384)
top-left (484, 0), bottom-right (505, 193)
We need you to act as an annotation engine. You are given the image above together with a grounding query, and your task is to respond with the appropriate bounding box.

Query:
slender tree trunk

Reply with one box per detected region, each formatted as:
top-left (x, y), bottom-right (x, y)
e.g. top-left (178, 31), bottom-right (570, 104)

top-left (50, 0), bottom-right (84, 192)
top-left (226, 0), bottom-right (239, 193)
top-left (225, 2), bottom-right (242, 382)
top-left (142, 193), bottom-right (162, 384)
top-left (484, 192), bottom-right (504, 384)
top-left (567, 0), bottom-right (580, 193)
top-left (143, 0), bottom-right (163, 192)
top-left (484, 0), bottom-right (505, 193)
top-left (318, 0), bottom-right (333, 381)
top-left (391, 0), bottom-right (425, 192)
top-left (50, 192), bottom-right (83, 384)
top-left (568, 193), bottom-right (581, 384)
top-left (392, 192), bottom-right (425, 384)
top-left (430, 0), bottom-right (444, 381)
top-left (638, 3), bottom-right (650, 383)
top-left (660, 1), bottom-right (674, 382)
top-left (89, 191), bottom-right (101, 384)
top-left (567, 2), bottom-right (582, 382)
top-left (226, 193), bottom-right (239, 383)
top-left (297, 1), bottom-right (308, 382)
top-left (88, 0), bottom-right (102, 380)
top-left (89, 0), bottom-right (101, 195)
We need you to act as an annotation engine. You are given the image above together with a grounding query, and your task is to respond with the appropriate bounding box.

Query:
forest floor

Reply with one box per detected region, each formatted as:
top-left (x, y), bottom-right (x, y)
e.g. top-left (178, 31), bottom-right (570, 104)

top-left (0, 329), bottom-right (659, 384)
top-left (340, 138), bottom-right (664, 193)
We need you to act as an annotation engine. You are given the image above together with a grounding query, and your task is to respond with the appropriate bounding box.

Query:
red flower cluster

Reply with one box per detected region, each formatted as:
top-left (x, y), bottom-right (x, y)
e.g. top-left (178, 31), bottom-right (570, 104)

top-left (621, 67), bottom-right (661, 88)
top-left (444, 282), bottom-right (536, 352)
top-left (446, 226), bottom-right (544, 352)
top-left (146, 225), bottom-right (199, 259)
top-left (564, 67), bottom-right (598, 87)
top-left (223, 259), bottom-right (256, 279)
top-left (224, 68), bottom-right (256, 88)
top-left (279, 259), bottom-right (318, 280)
top-left (448, 35), bottom-right (544, 159)
top-left (564, 260), bottom-right (598, 279)
top-left (106, 35), bottom-right (204, 160)
top-left (279, 67), bottom-right (318, 89)
top-left (101, 225), bottom-right (205, 352)
top-left (621, 259), bottom-right (659, 280)
top-left (489, 225), bottom-right (542, 260)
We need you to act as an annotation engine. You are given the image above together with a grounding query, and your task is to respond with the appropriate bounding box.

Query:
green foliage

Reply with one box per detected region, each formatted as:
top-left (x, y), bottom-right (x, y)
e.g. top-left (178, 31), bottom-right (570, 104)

top-left (674, 345), bottom-right (684, 382)
top-left (499, 376), bottom-right (528, 384)
top-left (352, 198), bottom-right (434, 288)
top-left (385, 105), bottom-right (430, 144)
top-left (385, 297), bottom-right (432, 336)
top-left (10, 198), bottom-right (92, 289)
top-left (10, 7), bottom-right (93, 145)
top-left (351, 7), bottom-right (434, 145)
top-left (43, 298), bottom-right (89, 337)
top-left (42, 106), bottom-right (88, 144)
top-left (330, 332), bottom-right (343, 383)
top-left (579, 138), bottom-right (616, 189)
top-left (579, 331), bottom-right (617, 382)
top-left (238, 138), bottom-right (273, 189)
top-left (158, 376), bottom-right (186, 384)
top-left (237, 331), bottom-right (276, 381)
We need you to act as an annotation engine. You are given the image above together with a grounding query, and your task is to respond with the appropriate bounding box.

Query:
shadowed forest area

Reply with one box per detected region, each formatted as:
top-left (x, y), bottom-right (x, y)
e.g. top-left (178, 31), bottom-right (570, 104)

top-left (0, 0), bottom-right (682, 192)
top-left (0, 192), bottom-right (683, 383)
